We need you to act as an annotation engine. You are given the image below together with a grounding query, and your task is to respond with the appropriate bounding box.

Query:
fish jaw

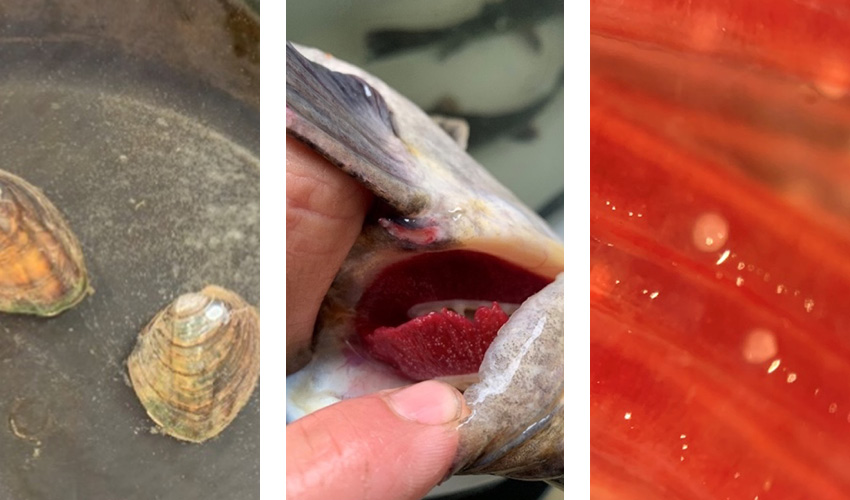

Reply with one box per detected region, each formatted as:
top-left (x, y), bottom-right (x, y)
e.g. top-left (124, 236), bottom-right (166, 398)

top-left (286, 238), bottom-right (562, 413)
top-left (285, 239), bottom-right (565, 481)
top-left (286, 274), bottom-right (565, 482)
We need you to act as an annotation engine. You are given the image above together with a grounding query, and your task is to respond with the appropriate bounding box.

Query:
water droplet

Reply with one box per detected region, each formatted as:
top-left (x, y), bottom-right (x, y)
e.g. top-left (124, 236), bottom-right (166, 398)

top-left (649, 291), bottom-right (660, 299)
top-left (829, 403), bottom-right (838, 414)
top-left (804, 299), bottom-right (815, 313)
top-left (637, 213), bottom-right (643, 218)
top-left (734, 472), bottom-right (741, 479)
top-left (716, 249), bottom-right (731, 265)
top-left (624, 412), bottom-right (632, 420)
top-left (614, 279), bottom-right (620, 285)
top-left (736, 277), bottom-right (745, 287)
top-left (692, 212), bottom-right (729, 252)
top-left (448, 207), bottom-right (464, 221)
top-left (605, 201), bottom-right (610, 206)
top-left (787, 373), bottom-right (797, 383)
top-left (742, 329), bottom-right (778, 364)
top-left (768, 359), bottom-right (782, 373)
top-left (641, 289), bottom-right (648, 294)
top-left (680, 434), bottom-right (687, 439)
top-left (628, 211), bottom-right (633, 216)
top-left (611, 206), bottom-right (616, 211)
top-left (776, 284), bottom-right (786, 294)
top-left (682, 444), bottom-right (688, 450)
top-left (737, 262), bottom-right (746, 271)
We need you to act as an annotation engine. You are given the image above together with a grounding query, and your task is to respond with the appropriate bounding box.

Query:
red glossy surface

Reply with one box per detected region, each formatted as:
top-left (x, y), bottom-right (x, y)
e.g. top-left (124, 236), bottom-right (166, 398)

top-left (591, 0), bottom-right (850, 91)
top-left (592, 3), bottom-right (850, 498)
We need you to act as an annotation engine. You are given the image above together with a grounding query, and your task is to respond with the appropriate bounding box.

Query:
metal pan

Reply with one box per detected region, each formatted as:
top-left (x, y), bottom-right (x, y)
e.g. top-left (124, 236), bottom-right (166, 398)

top-left (0, 2), bottom-right (259, 499)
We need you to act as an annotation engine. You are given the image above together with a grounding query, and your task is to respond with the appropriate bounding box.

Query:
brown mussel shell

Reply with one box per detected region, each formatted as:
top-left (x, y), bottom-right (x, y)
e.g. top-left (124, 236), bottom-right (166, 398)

top-left (0, 169), bottom-right (90, 317)
top-left (127, 285), bottom-right (260, 443)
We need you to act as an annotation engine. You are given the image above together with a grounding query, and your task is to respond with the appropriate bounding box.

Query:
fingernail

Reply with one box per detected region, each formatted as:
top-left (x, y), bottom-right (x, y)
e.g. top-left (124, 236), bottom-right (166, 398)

top-left (385, 381), bottom-right (463, 425)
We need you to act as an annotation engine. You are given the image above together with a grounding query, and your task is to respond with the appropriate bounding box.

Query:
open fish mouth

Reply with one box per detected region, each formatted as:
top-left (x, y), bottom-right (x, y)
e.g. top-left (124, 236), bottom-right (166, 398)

top-left (353, 250), bottom-right (552, 382)
top-left (285, 41), bottom-right (564, 483)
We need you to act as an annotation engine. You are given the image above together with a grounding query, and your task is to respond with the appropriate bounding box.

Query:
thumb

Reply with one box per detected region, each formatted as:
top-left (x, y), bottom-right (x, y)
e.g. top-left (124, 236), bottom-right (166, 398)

top-left (286, 381), bottom-right (470, 500)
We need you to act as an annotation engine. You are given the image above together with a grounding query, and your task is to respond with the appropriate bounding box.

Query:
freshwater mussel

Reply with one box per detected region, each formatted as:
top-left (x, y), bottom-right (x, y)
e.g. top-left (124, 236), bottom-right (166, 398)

top-left (0, 169), bottom-right (89, 317)
top-left (127, 285), bottom-right (260, 443)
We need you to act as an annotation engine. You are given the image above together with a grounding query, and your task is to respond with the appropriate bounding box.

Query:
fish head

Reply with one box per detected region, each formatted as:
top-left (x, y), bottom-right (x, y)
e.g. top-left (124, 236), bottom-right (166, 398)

top-left (285, 42), bottom-right (564, 482)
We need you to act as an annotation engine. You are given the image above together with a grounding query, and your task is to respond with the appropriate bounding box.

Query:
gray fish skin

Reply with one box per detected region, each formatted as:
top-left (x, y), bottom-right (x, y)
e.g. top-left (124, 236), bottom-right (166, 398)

top-left (455, 274), bottom-right (564, 481)
top-left (286, 42), bottom-right (564, 484)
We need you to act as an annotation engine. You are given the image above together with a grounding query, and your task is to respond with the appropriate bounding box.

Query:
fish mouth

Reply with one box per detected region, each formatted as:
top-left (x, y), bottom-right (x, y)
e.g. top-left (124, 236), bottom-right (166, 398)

top-left (354, 250), bottom-right (552, 382)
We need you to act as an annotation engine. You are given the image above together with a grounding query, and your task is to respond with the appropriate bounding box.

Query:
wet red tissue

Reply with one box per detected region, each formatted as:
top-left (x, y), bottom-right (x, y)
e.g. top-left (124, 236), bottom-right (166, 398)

top-left (364, 303), bottom-right (509, 381)
top-left (355, 250), bottom-right (550, 381)
top-left (592, 2), bottom-right (850, 499)
top-left (591, 0), bottom-right (850, 92)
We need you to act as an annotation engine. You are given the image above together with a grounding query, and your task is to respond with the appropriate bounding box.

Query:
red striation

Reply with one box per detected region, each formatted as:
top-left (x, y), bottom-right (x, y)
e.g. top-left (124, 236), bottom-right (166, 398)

top-left (364, 303), bottom-right (509, 381)
top-left (592, 5), bottom-right (850, 499)
top-left (355, 250), bottom-right (550, 380)
top-left (591, 0), bottom-right (850, 92)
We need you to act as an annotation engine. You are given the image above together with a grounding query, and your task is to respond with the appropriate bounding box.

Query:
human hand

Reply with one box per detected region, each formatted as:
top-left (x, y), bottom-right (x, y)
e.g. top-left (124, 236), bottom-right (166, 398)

top-left (285, 135), bottom-right (372, 369)
top-left (286, 136), bottom-right (470, 500)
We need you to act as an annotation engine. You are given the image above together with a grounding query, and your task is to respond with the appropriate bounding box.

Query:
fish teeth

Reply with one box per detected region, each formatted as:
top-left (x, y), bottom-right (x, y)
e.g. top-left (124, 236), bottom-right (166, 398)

top-left (407, 300), bottom-right (521, 320)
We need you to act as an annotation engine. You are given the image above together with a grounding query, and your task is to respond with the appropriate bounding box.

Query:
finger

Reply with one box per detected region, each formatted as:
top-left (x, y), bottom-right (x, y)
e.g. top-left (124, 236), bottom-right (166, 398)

top-left (286, 136), bottom-right (372, 370)
top-left (286, 381), bottom-right (470, 500)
